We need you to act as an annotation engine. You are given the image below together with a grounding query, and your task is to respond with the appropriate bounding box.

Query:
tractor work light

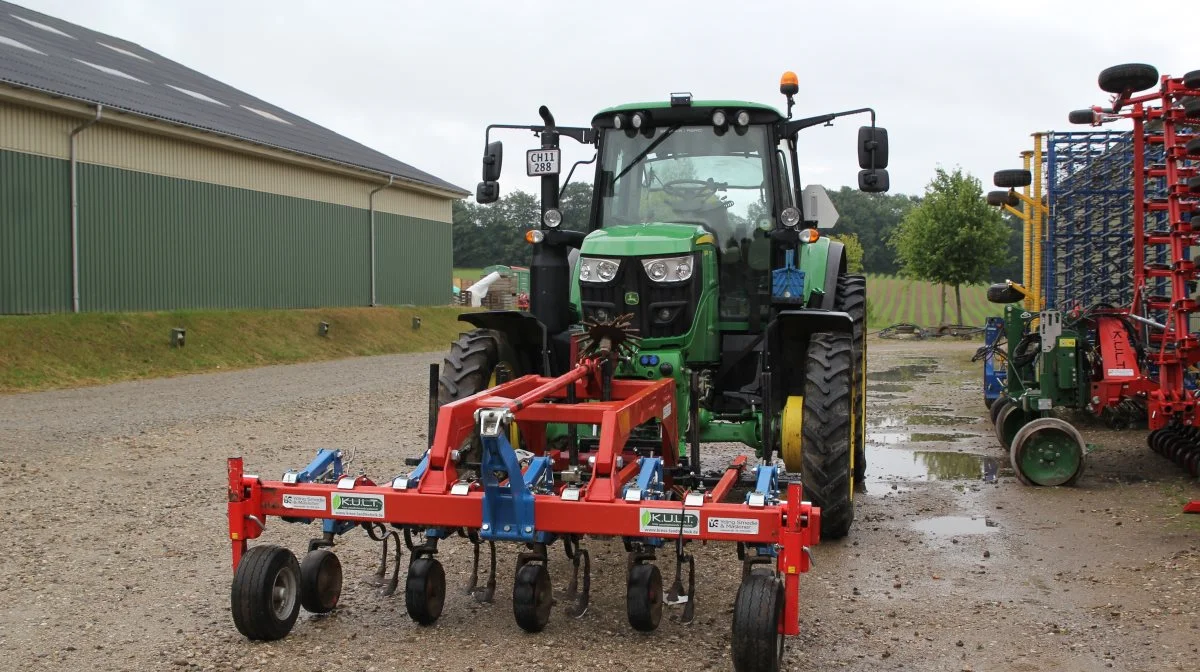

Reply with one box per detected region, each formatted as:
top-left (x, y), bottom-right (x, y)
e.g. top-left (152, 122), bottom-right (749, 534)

top-left (526, 229), bottom-right (545, 244)
top-left (642, 255), bottom-right (693, 282)
top-left (579, 257), bottom-right (620, 283)
top-left (542, 208), bottom-right (563, 228)
top-left (780, 206), bottom-right (801, 228)
top-left (712, 109), bottom-right (727, 127)
top-left (612, 113), bottom-right (627, 129)
top-left (630, 111), bottom-right (647, 129)
top-left (799, 228), bottom-right (820, 244)
top-left (735, 109), bottom-right (751, 126)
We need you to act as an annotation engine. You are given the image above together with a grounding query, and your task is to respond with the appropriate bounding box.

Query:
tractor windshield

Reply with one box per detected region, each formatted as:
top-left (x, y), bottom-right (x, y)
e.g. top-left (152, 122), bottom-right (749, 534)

top-left (598, 125), bottom-right (773, 251)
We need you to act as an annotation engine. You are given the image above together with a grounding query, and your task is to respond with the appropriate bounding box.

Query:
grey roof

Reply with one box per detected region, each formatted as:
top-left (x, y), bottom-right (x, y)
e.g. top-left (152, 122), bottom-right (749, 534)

top-left (0, 2), bottom-right (467, 195)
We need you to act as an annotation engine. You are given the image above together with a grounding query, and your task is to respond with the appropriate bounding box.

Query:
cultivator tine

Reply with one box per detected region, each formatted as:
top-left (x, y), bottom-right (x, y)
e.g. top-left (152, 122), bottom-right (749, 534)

top-left (364, 525), bottom-right (403, 595)
top-left (665, 545), bottom-right (696, 623)
top-left (562, 538), bottom-right (591, 618)
top-left (467, 538), bottom-right (497, 603)
top-left (382, 531), bottom-right (403, 596)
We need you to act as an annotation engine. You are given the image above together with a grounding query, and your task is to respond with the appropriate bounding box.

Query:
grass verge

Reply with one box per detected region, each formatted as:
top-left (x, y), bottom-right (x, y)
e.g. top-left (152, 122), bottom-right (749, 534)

top-left (0, 306), bottom-right (472, 394)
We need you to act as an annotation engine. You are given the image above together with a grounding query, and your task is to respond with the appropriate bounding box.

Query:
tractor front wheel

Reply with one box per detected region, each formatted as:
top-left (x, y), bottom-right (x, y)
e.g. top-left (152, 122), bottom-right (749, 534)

top-left (835, 275), bottom-right (867, 489)
top-left (799, 332), bottom-right (855, 540)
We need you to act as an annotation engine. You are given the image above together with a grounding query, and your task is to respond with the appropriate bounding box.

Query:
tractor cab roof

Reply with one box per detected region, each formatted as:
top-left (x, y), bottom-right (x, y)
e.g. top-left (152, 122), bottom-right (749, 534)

top-left (592, 100), bottom-right (784, 129)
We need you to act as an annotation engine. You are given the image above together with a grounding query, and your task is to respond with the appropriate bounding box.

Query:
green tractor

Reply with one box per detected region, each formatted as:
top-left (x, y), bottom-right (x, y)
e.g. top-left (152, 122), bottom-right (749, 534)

top-left (441, 74), bottom-right (889, 539)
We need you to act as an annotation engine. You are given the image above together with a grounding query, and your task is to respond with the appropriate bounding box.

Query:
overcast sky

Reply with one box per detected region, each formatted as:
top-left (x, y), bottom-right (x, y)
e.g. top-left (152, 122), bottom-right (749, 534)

top-left (14, 0), bottom-right (1197, 198)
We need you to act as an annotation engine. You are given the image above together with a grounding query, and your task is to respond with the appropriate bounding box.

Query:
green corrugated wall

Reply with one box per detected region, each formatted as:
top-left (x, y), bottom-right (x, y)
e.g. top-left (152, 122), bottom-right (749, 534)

top-left (0, 149), bottom-right (451, 313)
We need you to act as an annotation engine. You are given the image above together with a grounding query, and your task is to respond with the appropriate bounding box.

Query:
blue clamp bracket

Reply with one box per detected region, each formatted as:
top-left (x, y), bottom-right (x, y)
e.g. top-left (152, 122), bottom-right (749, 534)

top-left (748, 465), bottom-right (780, 557)
top-left (283, 448), bottom-right (343, 485)
top-left (622, 457), bottom-right (665, 501)
top-left (478, 409), bottom-right (551, 543)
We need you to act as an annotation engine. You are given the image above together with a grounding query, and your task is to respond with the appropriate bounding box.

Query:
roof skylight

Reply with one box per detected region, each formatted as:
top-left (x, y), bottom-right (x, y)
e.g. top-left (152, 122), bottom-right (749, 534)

top-left (166, 84), bottom-right (226, 106)
top-left (241, 105), bottom-right (292, 125)
top-left (10, 14), bottom-right (74, 38)
top-left (0, 35), bottom-right (43, 54)
top-left (97, 41), bottom-right (150, 62)
top-left (74, 59), bottom-right (145, 83)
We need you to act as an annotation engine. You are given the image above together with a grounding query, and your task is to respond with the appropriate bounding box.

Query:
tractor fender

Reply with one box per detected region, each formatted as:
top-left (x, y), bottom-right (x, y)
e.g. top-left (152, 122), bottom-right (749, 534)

top-left (819, 241), bottom-right (846, 310)
top-left (457, 311), bottom-right (550, 375)
top-left (775, 309), bottom-right (854, 340)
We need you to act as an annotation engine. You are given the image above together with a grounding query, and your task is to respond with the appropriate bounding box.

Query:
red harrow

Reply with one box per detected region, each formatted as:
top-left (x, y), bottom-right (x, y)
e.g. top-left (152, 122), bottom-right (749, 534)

top-left (226, 327), bottom-right (820, 670)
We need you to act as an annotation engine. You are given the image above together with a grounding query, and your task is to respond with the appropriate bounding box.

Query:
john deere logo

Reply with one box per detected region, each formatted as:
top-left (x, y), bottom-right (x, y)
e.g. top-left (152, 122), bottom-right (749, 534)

top-left (638, 508), bottom-right (700, 535)
top-left (331, 493), bottom-right (385, 518)
top-left (624, 291), bottom-right (640, 305)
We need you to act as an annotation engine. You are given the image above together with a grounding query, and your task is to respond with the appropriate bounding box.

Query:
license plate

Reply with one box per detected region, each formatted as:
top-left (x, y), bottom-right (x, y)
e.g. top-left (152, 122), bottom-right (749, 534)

top-left (526, 149), bottom-right (560, 176)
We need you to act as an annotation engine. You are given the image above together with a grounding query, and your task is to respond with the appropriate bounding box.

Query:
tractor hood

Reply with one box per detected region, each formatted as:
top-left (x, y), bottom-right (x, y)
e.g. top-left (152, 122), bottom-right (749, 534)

top-left (581, 223), bottom-right (713, 257)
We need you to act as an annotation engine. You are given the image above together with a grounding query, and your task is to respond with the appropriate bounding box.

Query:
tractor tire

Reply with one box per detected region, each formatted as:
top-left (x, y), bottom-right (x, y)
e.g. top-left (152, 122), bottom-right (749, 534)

top-left (835, 275), bottom-right (867, 489)
top-left (438, 328), bottom-right (522, 458)
top-left (1098, 63), bottom-right (1159, 94)
top-left (986, 283), bottom-right (1024, 304)
top-left (801, 333), bottom-right (854, 540)
top-left (1184, 97), bottom-right (1200, 120)
top-left (1068, 109), bottom-right (1097, 125)
top-left (1184, 70), bottom-right (1200, 91)
top-left (1186, 137), bottom-right (1200, 157)
top-left (994, 169), bottom-right (1032, 189)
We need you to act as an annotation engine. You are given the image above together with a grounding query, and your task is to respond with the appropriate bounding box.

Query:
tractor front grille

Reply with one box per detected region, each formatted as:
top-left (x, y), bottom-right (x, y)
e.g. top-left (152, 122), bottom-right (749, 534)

top-left (579, 254), bottom-right (699, 339)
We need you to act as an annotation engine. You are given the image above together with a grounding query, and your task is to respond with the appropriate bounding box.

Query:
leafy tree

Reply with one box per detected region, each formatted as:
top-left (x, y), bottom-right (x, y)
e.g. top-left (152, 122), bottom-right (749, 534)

top-left (889, 168), bottom-right (1010, 325)
top-left (831, 233), bottom-right (864, 274)
top-left (827, 188), bottom-right (920, 275)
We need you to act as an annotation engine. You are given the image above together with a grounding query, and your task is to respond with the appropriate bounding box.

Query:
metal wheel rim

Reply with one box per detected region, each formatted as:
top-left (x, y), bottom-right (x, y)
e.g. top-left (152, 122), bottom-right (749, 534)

top-left (1011, 419), bottom-right (1084, 486)
top-left (270, 566), bottom-right (298, 620)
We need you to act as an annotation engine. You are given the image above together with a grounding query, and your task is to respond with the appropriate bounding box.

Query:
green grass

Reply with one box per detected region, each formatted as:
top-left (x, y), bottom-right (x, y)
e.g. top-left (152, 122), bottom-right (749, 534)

top-left (0, 306), bottom-right (474, 394)
top-left (866, 274), bottom-right (1001, 328)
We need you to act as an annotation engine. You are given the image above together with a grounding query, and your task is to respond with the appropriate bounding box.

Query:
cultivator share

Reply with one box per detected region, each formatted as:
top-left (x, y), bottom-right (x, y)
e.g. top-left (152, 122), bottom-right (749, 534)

top-left (227, 72), bottom-right (891, 671)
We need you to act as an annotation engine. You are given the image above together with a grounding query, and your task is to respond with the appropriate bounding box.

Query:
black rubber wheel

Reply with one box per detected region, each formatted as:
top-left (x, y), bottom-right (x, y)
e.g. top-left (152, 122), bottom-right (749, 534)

top-left (731, 571), bottom-right (784, 672)
top-left (984, 396), bottom-right (995, 410)
top-left (1184, 137), bottom-right (1200, 157)
top-left (986, 282), bottom-right (1024, 304)
top-left (1184, 98), bottom-right (1200, 120)
top-left (835, 274), bottom-right (867, 488)
top-left (1188, 175), bottom-right (1200, 195)
top-left (299, 549), bottom-right (342, 614)
top-left (230, 545), bottom-right (301, 641)
top-left (994, 169), bottom-right (1032, 189)
top-left (625, 563), bottom-right (663, 632)
top-left (1068, 109), bottom-right (1097, 125)
top-left (801, 332), bottom-right (854, 539)
top-left (439, 328), bottom-right (522, 457)
top-left (1098, 63), bottom-right (1159, 94)
top-left (986, 190), bottom-right (1019, 208)
top-left (513, 563), bottom-right (553, 633)
top-left (1184, 70), bottom-right (1200, 91)
top-left (405, 557), bottom-right (446, 626)
top-left (989, 395), bottom-right (1013, 426)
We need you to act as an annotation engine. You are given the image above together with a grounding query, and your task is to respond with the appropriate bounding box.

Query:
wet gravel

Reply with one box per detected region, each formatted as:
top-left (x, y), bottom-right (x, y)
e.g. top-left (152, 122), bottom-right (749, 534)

top-left (0, 340), bottom-right (1197, 671)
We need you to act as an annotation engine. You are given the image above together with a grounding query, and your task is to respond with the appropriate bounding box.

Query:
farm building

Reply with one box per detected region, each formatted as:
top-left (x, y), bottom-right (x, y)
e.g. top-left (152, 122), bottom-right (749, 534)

top-left (0, 2), bottom-right (467, 314)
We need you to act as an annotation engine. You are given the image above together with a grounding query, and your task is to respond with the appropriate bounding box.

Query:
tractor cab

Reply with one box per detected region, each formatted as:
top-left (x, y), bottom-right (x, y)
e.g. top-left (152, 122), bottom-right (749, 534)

top-left (450, 73), bottom-right (888, 541)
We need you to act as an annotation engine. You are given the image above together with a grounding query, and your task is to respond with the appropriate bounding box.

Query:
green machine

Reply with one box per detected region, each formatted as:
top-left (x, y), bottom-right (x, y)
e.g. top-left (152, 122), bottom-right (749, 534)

top-left (986, 285), bottom-right (1090, 486)
top-left (441, 74), bottom-right (889, 539)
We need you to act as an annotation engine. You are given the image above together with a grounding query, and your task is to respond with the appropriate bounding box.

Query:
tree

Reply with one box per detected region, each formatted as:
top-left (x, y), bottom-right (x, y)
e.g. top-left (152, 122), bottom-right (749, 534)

top-left (827, 187), bottom-right (920, 275)
top-left (889, 168), bottom-right (1011, 325)
top-left (831, 233), bottom-right (864, 273)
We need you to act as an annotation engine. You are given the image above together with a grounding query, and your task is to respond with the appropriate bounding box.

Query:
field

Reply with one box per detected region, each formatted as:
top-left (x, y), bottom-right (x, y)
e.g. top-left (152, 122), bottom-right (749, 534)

top-left (866, 273), bottom-right (1000, 328)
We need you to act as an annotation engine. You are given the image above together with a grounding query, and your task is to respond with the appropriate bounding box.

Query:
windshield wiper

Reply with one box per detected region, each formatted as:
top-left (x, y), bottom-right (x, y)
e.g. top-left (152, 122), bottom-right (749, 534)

top-left (613, 124), bottom-right (682, 184)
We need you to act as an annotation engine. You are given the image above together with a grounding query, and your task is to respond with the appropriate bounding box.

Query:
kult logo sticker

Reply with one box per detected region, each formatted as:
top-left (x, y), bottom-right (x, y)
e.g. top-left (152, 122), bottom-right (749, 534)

top-left (331, 493), bottom-right (385, 518)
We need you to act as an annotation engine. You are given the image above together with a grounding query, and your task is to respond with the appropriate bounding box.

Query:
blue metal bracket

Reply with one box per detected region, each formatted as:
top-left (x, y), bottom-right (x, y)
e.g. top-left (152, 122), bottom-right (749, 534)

top-left (478, 410), bottom-right (545, 543)
top-left (983, 316), bottom-right (1006, 404)
top-left (750, 465), bottom-right (780, 557)
top-left (283, 448), bottom-right (343, 485)
top-left (621, 457), bottom-right (665, 501)
top-left (391, 453), bottom-right (430, 490)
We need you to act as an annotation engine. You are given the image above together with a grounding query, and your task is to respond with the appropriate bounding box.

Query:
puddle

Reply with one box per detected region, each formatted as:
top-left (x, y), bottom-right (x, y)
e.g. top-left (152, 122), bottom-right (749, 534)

top-left (867, 446), bottom-right (1006, 484)
top-left (910, 515), bottom-right (997, 536)
top-left (873, 393), bottom-right (903, 400)
top-left (868, 431), bottom-right (974, 445)
top-left (868, 360), bottom-right (937, 382)
top-left (867, 383), bottom-right (913, 393)
top-left (869, 413), bottom-right (978, 429)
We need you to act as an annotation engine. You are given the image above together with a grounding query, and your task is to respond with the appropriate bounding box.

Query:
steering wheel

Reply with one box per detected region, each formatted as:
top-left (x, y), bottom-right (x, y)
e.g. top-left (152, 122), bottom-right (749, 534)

top-left (662, 179), bottom-right (720, 200)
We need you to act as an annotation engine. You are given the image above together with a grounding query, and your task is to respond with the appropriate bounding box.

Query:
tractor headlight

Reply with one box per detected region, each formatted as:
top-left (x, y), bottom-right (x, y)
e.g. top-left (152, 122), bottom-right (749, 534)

top-left (642, 255), bottom-right (693, 283)
top-left (579, 257), bottom-right (621, 283)
top-left (780, 206), bottom-right (801, 228)
top-left (542, 208), bottom-right (562, 228)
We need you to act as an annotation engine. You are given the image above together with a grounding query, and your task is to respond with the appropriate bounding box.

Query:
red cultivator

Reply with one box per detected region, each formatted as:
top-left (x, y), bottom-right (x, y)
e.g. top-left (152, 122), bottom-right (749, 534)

top-left (227, 338), bottom-right (819, 670)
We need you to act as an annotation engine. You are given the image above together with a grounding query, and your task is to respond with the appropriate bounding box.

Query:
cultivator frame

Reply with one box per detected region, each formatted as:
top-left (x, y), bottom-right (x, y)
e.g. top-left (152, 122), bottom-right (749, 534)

top-left (226, 352), bottom-right (820, 661)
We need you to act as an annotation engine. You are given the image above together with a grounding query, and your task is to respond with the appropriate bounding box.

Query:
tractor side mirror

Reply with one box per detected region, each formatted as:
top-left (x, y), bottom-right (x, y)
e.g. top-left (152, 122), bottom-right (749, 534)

top-left (476, 181), bottom-right (500, 204)
top-left (482, 141), bottom-right (504, 182)
top-left (858, 126), bottom-right (888, 169)
top-left (858, 169), bottom-right (890, 193)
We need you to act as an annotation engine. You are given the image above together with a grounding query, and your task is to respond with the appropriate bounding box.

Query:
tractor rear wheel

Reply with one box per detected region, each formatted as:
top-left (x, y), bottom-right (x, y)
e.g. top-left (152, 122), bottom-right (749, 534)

top-left (835, 275), bottom-right (867, 489)
top-left (438, 328), bottom-right (522, 459)
top-left (800, 333), bottom-right (854, 539)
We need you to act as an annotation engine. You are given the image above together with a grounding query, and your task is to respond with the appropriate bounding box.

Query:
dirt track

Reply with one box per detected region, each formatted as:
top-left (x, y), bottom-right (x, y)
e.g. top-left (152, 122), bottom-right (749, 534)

top-left (1, 339), bottom-right (1197, 671)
